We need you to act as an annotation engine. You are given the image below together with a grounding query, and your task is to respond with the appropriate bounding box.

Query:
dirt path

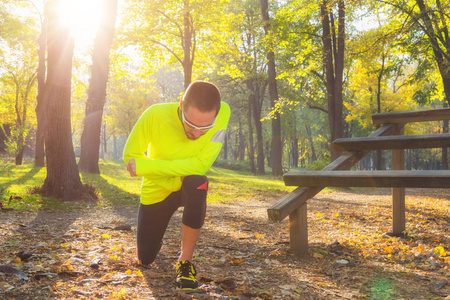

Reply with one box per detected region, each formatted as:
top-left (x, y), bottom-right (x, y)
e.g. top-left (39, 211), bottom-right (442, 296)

top-left (0, 188), bottom-right (449, 299)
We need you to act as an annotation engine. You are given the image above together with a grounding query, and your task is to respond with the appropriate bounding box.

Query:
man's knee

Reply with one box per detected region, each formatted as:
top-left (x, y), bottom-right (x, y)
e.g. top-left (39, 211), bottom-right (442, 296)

top-left (182, 175), bottom-right (208, 191)
top-left (181, 175), bottom-right (208, 229)
top-left (137, 250), bottom-right (158, 266)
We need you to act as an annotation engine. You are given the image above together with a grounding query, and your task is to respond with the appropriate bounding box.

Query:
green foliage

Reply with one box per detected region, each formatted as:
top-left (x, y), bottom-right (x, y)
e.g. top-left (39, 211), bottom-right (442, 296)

top-left (0, 1), bottom-right (39, 162)
top-left (117, 0), bottom-right (231, 82)
top-left (311, 152), bottom-right (331, 170)
top-left (413, 82), bottom-right (438, 106)
top-left (2, 122), bottom-right (30, 156)
top-left (345, 15), bottom-right (421, 131)
top-left (274, 0), bottom-right (326, 112)
top-left (105, 63), bottom-right (162, 137)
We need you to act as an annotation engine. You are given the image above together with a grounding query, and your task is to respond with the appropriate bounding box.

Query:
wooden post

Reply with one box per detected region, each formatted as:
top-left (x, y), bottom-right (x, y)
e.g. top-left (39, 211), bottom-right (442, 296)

top-left (289, 203), bottom-right (308, 254)
top-left (392, 128), bottom-right (405, 235)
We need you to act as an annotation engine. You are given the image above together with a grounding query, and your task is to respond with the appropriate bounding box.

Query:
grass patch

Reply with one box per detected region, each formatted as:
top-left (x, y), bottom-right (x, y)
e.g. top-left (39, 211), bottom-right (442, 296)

top-left (206, 167), bottom-right (292, 203)
top-left (80, 160), bottom-right (141, 205)
top-left (0, 158), bottom-right (295, 210)
top-left (0, 158), bottom-right (142, 210)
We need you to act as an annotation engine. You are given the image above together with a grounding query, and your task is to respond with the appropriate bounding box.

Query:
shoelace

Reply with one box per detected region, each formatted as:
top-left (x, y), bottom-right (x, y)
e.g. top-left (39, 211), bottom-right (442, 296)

top-left (177, 262), bottom-right (196, 279)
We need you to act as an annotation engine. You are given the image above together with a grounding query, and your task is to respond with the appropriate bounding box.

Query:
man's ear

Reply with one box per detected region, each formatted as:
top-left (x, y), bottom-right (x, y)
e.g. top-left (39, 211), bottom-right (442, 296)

top-left (179, 99), bottom-right (183, 110)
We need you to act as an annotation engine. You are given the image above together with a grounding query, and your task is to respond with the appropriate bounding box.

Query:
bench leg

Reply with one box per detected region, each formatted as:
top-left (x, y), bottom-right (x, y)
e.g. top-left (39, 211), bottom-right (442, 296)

top-left (289, 202), bottom-right (308, 255)
top-left (392, 187), bottom-right (405, 235)
top-left (392, 127), bottom-right (405, 236)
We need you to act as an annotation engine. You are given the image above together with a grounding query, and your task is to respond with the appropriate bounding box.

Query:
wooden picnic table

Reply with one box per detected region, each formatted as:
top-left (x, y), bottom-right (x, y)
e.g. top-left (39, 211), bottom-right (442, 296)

top-left (269, 108), bottom-right (450, 254)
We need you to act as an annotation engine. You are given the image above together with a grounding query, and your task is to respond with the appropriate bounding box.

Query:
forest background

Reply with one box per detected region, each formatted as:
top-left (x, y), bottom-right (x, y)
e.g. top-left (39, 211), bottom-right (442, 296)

top-left (1, 0), bottom-right (449, 181)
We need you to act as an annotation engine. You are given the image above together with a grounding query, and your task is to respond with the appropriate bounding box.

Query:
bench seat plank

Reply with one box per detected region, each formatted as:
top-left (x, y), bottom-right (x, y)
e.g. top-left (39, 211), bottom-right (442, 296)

top-left (372, 108), bottom-right (450, 125)
top-left (284, 170), bottom-right (450, 188)
top-left (333, 133), bottom-right (450, 151)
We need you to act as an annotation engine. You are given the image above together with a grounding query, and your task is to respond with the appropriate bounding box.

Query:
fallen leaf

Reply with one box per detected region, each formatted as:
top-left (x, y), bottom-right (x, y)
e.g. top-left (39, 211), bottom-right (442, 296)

top-left (313, 253), bottom-right (324, 259)
top-left (384, 247), bottom-right (395, 254)
top-left (434, 246), bottom-right (447, 256)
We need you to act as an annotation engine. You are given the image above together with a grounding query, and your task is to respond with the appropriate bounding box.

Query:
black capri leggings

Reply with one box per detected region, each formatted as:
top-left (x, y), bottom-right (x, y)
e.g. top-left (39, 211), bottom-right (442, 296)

top-left (136, 175), bottom-right (208, 265)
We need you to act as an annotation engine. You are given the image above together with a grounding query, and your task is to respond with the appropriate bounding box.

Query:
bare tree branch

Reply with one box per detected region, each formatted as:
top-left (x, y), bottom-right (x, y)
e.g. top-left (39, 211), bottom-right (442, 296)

top-left (156, 9), bottom-right (184, 40)
top-left (148, 39), bottom-right (183, 65)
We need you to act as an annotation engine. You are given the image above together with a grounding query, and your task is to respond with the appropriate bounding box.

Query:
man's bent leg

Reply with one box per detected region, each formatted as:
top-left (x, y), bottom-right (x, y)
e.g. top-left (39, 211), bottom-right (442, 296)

top-left (137, 192), bottom-right (182, 265)
top-left (175, 175), bottom-right (207, 289)
top-left (179, 175), bottom-right (208, 262)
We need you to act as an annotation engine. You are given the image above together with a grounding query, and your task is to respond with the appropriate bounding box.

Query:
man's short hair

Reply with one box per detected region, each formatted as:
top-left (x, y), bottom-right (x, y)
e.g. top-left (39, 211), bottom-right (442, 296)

top-left (182, 81), bottom-right (221, 115)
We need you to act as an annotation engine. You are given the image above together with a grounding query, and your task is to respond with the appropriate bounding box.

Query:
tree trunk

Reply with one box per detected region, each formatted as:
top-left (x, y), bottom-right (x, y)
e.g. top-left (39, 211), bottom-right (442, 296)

top-left (305, 124), bottom-right (317, 163)
top-left (247, 97), bottom-right (256, 174)
top-left (78, 0), bottom-right (118, 173)
top-left (15, 75), bottom-right (35, 165)
top-left (223, 129), bottom-right (228, 160)
top-left (415, 0), bottom-right (450, 107)
top-left (260, 0), bottom-right (283, 176)
top-left (234, 124), bottom-right (240, 161)
top-left (14, 81), bottom-right (23, 165)
top-left (406, 149), bottom-right (411, 170)
top-left (238, 122), bottom-right (245, 161)
top-left (291, 137), bottom-right (298, 168)
top-left (245, 79), bottom-right (265, 174)
top-left (113, 135), bottom-right (117, 159)
top-left (15, 116), bottom-right (24, 165)
top-left (35, 17), bottom-right (47, 167)
top-left (376, 151), bottom-right (384, 170)
top-left (376, 53), bottom-right (385, 170)
top-left (443, 103), bottom-right (449, 170)
top-left (268, 55), bottom-right (283, 176)
top-left (321, 0), bottom-right (345, 161)
top-left (103, 122), bottom-right (107, 155)
top-left (265, 140), bottom-right (271, 167)
top-left (183, 0), bottom-right (193, 89)
top-left (252, 92), bottom-right (265, 175)
top-left (291, 113), bottom-right (298, 168)
top-left (441, 70), bottom-right (450, 107)
top-left (41, 0), bottom-right (87, 201)
top-left (442, 124), bottom-right (448, 170)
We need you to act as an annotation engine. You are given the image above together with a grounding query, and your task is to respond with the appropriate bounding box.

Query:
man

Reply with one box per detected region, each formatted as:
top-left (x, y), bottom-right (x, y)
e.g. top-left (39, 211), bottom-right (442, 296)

top-left (123, 81), bottom-right (230, 290)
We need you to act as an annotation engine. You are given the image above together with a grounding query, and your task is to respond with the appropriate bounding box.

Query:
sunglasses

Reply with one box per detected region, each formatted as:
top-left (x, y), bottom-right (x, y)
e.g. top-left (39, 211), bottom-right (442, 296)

top-left (182, 109), bottom-right (216, 132)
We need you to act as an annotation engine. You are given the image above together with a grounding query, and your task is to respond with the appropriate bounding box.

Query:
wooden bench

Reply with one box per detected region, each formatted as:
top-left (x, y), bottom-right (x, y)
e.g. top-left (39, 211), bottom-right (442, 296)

top-left (269, 107), bottom-right (450, 254)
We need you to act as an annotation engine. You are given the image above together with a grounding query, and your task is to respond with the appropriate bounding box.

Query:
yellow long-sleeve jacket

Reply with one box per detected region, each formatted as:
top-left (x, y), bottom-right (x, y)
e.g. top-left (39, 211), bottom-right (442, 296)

top-left (123, 102), bottom-right (230, 205)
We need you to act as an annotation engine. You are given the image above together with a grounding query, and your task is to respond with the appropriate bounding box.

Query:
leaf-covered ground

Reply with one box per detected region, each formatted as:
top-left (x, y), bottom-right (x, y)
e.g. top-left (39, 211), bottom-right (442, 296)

top-left (0, 187), bottom-right (449, 299)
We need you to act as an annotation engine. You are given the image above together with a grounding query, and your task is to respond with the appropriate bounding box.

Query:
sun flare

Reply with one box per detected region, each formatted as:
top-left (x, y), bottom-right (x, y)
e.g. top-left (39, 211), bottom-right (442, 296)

top-left (56, 0), bottom-right (103, 49)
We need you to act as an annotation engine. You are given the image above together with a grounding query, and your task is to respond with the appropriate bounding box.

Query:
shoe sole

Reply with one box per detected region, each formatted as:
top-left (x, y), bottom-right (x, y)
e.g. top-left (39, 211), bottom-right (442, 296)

top-left (176, 284), bottom-right (198, 290)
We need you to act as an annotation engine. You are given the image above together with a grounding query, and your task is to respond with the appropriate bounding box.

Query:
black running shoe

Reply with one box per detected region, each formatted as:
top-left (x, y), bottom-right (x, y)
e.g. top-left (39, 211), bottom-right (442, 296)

top-left (175, 260), bottom-right (198, 290)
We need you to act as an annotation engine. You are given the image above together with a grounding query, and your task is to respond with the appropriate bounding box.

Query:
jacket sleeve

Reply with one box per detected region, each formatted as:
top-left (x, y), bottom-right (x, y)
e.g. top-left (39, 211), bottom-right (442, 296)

top-left (135, 136), bottom-right (225, 177)
top-left (123, 106), bottom-right (153, 164)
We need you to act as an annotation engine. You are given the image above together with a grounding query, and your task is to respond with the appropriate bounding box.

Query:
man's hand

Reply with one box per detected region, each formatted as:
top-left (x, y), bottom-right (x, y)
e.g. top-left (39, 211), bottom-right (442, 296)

top-left (127, 158), bottom-right (137, 177)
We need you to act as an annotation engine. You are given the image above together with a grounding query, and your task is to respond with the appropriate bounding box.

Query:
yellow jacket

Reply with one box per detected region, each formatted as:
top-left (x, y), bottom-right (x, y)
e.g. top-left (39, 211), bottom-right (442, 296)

top-left (123, 102), bottom-right (230, 205)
